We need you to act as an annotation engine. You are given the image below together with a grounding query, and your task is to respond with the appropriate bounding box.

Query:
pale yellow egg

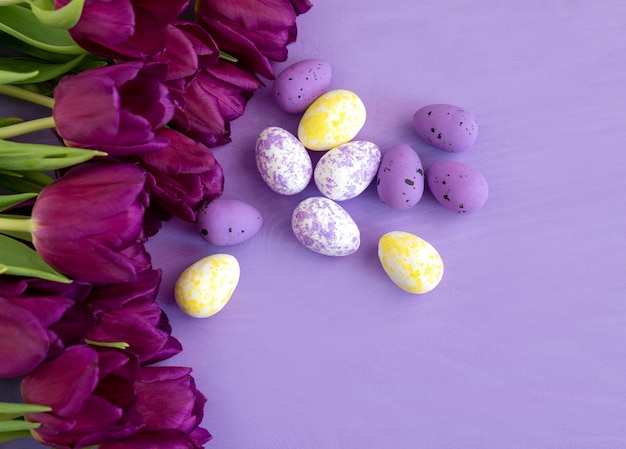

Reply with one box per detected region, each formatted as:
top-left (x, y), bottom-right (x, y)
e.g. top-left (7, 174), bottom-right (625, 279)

top-left (297, 89), bottom-right (366, 151)
top-left (378, 231), bottom-right (444, 294)
top-left (174, 254), bottom-right (240, 318)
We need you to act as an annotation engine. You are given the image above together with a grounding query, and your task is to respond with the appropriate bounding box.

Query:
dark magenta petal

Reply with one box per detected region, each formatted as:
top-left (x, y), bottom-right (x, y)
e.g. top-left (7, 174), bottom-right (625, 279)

top-left (55, 0), bottom-right (189, 60)
top-left (32, 163), bottom-right (152, 284)
top-left (22, 346), bottom-right (99, 417)
top-left (0, 300), bottom-right (50, 377)
top-left (53, 62), bottom-right (174, 156)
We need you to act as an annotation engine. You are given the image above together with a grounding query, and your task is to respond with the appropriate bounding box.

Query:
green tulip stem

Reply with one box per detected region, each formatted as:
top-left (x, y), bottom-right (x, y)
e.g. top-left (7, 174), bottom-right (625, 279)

top-left (0, 85), bottom-right (55, 109)
top-left (0, 216), bottom-right (34, 234)
top-left (0, 117), bottom-right (56, 139)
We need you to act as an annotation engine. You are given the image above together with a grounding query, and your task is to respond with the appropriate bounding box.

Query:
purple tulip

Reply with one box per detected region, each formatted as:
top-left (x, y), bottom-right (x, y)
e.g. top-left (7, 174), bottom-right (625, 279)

top-left (53, 62), bottom-right (174, 156)
top-left (99, 366), bottom-right (211, 449)
top-left (54, 0), bottom-right (190, 60)
top-left (22, 346), bottom-right (143, 449)
top-left (136, 128), bottom-right (224, 223)
top-left (0, 277), bottom-right (92, 378)
top-left (83, 269), bottom-right (183, 364)
top-left (171, 59), bottom-right (262, 147)
top-left (196, 0), bottom-right (313, 79)
top-left (31, 162), bottom-right (152, 284)
top-left (156, 22), bottom-right (220, 96)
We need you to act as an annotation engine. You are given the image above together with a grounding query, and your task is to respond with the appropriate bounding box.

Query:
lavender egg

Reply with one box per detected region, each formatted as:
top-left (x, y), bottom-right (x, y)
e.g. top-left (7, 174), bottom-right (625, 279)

top-left (314, 141), bottom-right (381, 201)
top-left (376, 144), bottom-right (424, 209)
top-left (413, 104), bottom-right (478, 153)
top-left (272, 59), bottom-right (332, 113)
top-left (196, 199), bottom-right (263, 245)
top-left (426, 160), bottom-right (488, 214)
top-left (255, 126), bottom-right (312, 195)
top-left (291, 197), bottom-right (360, 256)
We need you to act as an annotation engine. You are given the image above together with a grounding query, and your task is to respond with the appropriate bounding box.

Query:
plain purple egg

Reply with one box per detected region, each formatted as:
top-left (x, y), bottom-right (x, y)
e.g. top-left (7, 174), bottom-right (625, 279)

top-left (376, 143), bottom-right (424, 209)
top-left (196, 199), bottom-right (263, 246)
top-left (272, 59), bottom-right (332, 113)
top-left (413, 104), bottom-right (478, 153)
top-left (426, 160), bottom-right (488, 213)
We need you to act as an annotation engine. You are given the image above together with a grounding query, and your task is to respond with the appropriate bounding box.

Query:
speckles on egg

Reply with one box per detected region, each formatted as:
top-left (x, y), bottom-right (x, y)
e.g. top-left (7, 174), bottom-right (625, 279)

top-left (175, 254), bottom-right (240, 318)
top-left (298, 89), bottom-right (367, 151)
top-left (255, 126), bottom-right (312, 195)
top-left (376, 143), bottom-right (424, 209)
top-left (291, 196), bottom-right (360, 256)
top-left (314, 141), bottom-right (381, 201)
top-left (413, 104), bottom-right (478, 153)
top-left (196, 199), bottom-right (263, 245)
top-left (426, 160), bottom-right (488, 214)
top-left (272, 59), bottom-right (332, 113)
top-left (378, 231), bottom-right (444, 294)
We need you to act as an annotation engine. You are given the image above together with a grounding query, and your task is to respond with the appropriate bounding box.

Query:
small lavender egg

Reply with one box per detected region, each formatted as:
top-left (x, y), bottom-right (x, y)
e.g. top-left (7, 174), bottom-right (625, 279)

top-left (426, 160), bottom-right (488, 213)
top-left (413, 104), bottom-right (478, 153)
top-left (272, 59), bottom-right (332, 113)
top-left (376, 144), bottom-right (424, 209)
top-left (196, 199), bottom-right (263, 245)
top-left (255, 126), bottom-right (312, 195)
top-left (314, 141), bottom-right (381, 201)
top-left (291, 197), bottom-right (360, 256)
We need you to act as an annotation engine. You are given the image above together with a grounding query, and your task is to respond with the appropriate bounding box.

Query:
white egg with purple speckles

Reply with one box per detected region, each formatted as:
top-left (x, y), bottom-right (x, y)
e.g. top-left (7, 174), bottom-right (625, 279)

top-left (291, 197), bottom-right (360, 256)
top-left (255, 126), bottom-right (312, 195)
top-left (313, 141), bottom-right (381, 201)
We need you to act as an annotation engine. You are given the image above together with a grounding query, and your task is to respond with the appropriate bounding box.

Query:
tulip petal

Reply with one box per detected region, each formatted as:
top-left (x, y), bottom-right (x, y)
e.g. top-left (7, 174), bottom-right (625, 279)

top-left (0, 299), bottom-right (50, 378)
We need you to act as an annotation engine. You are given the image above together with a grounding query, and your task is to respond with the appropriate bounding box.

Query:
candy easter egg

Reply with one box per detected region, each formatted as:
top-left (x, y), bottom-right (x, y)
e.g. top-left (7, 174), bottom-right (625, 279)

top-left (413, 104), bottom-right (478, 153)
top-left (196, 199), bottom-right (263, 245)
top-left (175, 254), bottom-right (240, 318)
top-left (272, 59), bottom-right (332, 113)
top-left (376, 143), bottom-right (424, 209)
top-left (426, 160), bottom-right (488, 214)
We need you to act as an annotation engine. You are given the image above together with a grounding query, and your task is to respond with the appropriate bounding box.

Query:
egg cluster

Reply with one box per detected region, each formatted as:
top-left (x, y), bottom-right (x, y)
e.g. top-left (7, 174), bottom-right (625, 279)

top-left (176, 58), bottom-right (490, 316)
top-left (256, 58), bottom-right (489, 294)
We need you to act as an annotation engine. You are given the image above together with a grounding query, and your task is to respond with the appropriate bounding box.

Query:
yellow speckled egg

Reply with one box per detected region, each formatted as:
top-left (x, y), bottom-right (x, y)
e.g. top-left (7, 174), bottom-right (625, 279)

top-left (378, 231), bottom-right (444, 294)
top-left (174, 254), bottom-right (240, 318)
top-left (297, 89), bottom-right (366, 151)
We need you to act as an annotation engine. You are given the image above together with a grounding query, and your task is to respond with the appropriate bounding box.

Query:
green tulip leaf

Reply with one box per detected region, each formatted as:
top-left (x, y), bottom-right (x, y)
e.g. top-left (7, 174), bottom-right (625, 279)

top-left (0, 139), bottom-right (106, 170)
top-left (0, 68), bottom-right (40, 84)
top-left (0, 32), bottom-right (76, 63)
top-left (0, 233), bottom-right (72, 283)
top-left (0, 401), bottom-right (52, 416)
top-left (0, 430), bottom-right (35, 443)
top-left (0, 169), bottom-right (53, 193)
top-left (0, 54), bottom-right (85, 84)
top-left (0, 192), bottom-right (37, 212)
top-left (27, 0), bottom-right (86, 29)
top-left (0, 5), bottom-right (86, 54)
top-left (0, 118), bottom-right (24, 128)
top-left (0, 419), bottom-right (41, 432)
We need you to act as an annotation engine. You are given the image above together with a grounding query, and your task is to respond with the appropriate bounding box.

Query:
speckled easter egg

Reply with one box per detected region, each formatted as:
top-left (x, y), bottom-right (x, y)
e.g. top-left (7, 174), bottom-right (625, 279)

top-left (291, 197), bottom-right (360, 256)
top-left (378, 231), bottom-right (444, 294)
top-left (272, 59), bottom-right (332, 113)
top-left (426, 160), bottom-right (488, 214)
top-left (174, 254), bottom-right (240, 318)
top-left (196, 199), bottom-right (263, 245)
top-left (314, 141), bottom-right (381, 201)
top-left (413, 104), bottom-right (478, 153)
top-left (376, 144), bottom-right (424, 209)
top-left (255, 126), bottom-right (312, 195)
top-left (298, 89), bottom-right (366, 151)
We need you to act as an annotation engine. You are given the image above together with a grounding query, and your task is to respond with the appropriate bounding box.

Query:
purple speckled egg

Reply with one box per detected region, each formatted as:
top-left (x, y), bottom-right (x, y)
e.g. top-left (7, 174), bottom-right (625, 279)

top-left (426, 160), bottom-right (488, 214)
top-left (313, 141), bottom-right (381, 201)
top-left (196, 199), bottom-right (263, 245)
top-left (272, 59), bottom-right (332, 113)
top-left (376, 144), bottom-right (424, 209)
top-left (291, 197), bottom-right (360, 256)
top-left (413, 104), bottom-right (478, 153)
top-left (255, 126), bottom-right (312, 195)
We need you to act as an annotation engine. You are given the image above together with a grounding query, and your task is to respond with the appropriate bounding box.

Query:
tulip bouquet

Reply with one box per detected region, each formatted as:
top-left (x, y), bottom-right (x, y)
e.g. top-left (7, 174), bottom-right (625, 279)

top-left (0, 0), bottom-right (312, 447)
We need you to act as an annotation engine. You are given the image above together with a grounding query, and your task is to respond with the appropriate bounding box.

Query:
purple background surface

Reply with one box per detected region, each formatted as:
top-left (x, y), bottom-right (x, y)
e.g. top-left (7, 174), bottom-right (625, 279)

top-left (2, 0), bottom-right (626, 447)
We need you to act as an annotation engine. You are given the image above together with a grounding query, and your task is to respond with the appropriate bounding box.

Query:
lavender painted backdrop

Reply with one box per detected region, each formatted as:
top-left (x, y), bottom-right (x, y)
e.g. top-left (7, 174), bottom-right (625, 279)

top-left (2, 0), bottom-right (625, 447)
